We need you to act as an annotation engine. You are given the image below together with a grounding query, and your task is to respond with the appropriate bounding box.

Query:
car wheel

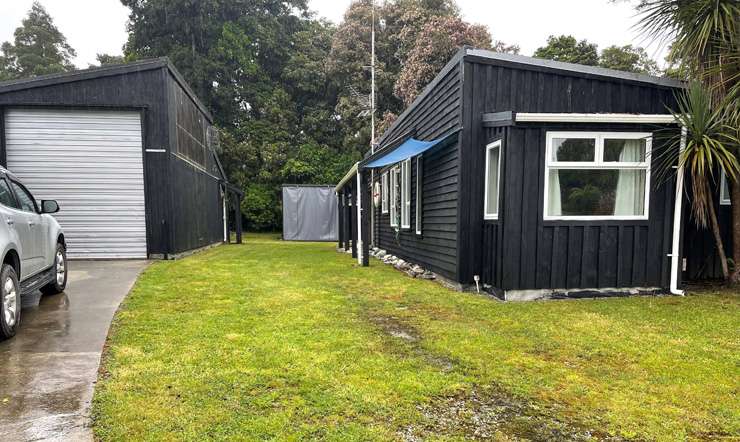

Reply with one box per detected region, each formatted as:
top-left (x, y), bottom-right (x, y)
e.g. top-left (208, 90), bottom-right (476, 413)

top-left (0, 263), bottom-right (20, 339)
top-left (41, 243), bottom-right (67, 296)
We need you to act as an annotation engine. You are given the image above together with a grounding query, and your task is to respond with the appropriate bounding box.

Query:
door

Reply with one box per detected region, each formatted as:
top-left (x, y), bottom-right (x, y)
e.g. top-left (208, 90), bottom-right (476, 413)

top-left (8, 180), bottom-right (45, 276)
top-left (4, 108), bottom-right (147, 259)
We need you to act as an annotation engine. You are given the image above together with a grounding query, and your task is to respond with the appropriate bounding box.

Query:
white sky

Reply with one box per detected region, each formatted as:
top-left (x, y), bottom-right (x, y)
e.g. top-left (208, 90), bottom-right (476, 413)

top-left (0, 0), bottom-right (668, 69)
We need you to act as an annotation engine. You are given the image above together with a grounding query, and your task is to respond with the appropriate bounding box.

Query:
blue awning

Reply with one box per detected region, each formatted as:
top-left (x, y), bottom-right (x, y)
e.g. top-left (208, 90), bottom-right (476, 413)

top-left (362, 137), bottom-right (445, 169)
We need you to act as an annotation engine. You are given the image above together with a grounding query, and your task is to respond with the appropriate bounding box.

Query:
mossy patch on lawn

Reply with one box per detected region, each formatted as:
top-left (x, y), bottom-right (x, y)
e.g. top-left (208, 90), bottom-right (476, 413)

top-left (93, 234), bottom-right (739, 441)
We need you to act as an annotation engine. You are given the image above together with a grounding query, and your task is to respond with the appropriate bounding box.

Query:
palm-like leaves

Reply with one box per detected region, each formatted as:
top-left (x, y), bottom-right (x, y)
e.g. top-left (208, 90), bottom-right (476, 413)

top-left (639, 0), bottom-right (740, 281)
top-left (671, 83), bottom-right (739, 227)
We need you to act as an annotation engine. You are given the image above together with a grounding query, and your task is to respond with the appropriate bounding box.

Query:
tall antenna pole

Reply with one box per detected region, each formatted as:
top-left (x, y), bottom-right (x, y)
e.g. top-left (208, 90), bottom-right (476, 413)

top-left (370, 0), bottom-right (376, 154)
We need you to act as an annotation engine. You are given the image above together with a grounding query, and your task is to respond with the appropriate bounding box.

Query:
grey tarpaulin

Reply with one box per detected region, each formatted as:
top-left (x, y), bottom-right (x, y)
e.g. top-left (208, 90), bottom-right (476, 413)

top-left (282, 185), bottom-right (338, 241)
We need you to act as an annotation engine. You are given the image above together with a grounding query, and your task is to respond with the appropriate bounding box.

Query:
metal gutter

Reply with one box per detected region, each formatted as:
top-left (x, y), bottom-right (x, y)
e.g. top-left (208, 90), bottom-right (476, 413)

top-left (335, 162), bottom-right (358, 192)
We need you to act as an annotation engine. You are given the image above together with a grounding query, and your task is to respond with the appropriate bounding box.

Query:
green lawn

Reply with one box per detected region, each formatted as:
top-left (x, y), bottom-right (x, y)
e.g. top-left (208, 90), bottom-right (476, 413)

top-left (93, 234), bottom-right (739, 441)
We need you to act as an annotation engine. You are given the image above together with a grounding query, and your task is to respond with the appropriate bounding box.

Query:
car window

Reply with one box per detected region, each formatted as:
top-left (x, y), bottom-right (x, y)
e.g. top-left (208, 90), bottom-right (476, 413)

top-left (10, 181), bottom-right (37, 213)
top-left (0, 180), bottom-right (17, 209)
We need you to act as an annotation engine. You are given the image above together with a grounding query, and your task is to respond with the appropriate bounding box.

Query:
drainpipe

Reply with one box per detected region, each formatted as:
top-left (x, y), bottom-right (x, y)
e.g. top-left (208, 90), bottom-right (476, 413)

top-left (669, 126), bottom-right (687, 296)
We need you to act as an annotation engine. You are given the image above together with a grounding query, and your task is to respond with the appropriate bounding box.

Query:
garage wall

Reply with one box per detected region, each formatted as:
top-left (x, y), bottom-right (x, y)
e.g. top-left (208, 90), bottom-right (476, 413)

top-left (0, 67), bottom-right (172, 255)
top-left (4, 108), bottom-right (147, 258)
top-left (167, 74), bottom-right (225, 254)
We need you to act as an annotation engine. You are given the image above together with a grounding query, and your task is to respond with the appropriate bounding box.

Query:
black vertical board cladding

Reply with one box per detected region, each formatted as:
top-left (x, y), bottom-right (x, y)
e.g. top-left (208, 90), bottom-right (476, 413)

top-left (167, 74), bottom-right (224, 254)
top-left (369, 60), bottom-right (462, 280)
top-left (459, 55), bottom-right (682, 289)
top-left (0, 67), bottom-right (171, 255)
top-left (682, 176), bottom-right (733, 280)
top-left (479, 126), bottom-right (505, 287)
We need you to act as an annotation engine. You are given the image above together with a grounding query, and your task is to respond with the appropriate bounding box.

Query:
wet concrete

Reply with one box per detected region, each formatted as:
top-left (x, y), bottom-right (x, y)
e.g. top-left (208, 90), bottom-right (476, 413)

top-left (0, 260), bottom-right (148, 442)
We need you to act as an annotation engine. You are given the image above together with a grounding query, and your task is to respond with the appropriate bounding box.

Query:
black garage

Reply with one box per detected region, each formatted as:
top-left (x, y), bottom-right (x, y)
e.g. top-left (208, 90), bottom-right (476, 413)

top-left (0, 58), bottom-right (242, 259)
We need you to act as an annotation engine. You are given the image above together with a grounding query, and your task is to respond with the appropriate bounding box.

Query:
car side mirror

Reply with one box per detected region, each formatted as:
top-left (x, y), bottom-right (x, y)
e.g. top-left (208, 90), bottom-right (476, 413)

top-left (41, 200), bottom-right (60, 214)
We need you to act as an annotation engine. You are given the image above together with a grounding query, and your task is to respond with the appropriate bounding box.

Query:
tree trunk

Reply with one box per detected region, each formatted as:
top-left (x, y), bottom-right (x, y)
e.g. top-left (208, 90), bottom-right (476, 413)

top-left (706, 180), bottom-right (730, 280)
top-left (730, 176), bottom-right (740, 284)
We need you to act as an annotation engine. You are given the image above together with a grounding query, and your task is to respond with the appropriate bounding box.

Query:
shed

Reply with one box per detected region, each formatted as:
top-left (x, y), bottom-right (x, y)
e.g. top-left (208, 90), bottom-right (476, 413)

top-left (336, 48), bottom-right (704, 299)
top-left (0, 58), bottom-right (243, 259)
top-left (282, 185), bottom-right (338, 241)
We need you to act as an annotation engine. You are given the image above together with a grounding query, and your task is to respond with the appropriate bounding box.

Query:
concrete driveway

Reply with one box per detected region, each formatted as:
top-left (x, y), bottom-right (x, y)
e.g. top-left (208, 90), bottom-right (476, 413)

top-left (0, 260), bottom-right (148, 442)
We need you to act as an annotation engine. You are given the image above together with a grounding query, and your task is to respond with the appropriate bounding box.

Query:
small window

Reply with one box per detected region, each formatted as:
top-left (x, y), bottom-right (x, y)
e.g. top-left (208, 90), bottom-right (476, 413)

top-left (381, 172), bottom-right (389, 213)
top-left (10, 181), bottom-right (37, 213)
top-left (0, 180), bottom-right (17, 209)
top-left (544, 132), bottom-right (651, 220)
top-left (416, 156), bottom-right (422, 234)
top-left (401, 159), bottom-right (411, 228)
top-left (720, 171), bottom-right (731, 205)
top-left (390, 167), bottom-right (398, 227)
top-left (484, 140), bottom-right (502, 220)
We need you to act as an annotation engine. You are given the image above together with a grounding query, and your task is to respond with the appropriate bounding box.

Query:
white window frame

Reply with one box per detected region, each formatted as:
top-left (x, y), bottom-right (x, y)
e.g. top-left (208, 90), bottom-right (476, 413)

top-left (381, 171), bottom-right (389, 213)
top-left (401, 158), bottom-right (411, 229)
top-left (543, 131), bottom-right (652, 221)
top-left (416, 156), bottom-right (422, 234)
top-left (720, 170), bottom-right (731, 205)
top-left (390, 167), bottom-right (398, 227)
top-left (483, 140), bottom-right (502, 220)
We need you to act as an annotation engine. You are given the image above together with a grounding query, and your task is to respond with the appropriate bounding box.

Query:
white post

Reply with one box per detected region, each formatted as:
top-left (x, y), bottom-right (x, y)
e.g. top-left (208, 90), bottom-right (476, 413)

top-left (222, 187), bottom-right (228, 242)
top-left (369, 0), bottom-right (376, 247)
top-left (356, 171), bottom-right (363, 265)
top-left (669, 126), bottom-right (687, 295)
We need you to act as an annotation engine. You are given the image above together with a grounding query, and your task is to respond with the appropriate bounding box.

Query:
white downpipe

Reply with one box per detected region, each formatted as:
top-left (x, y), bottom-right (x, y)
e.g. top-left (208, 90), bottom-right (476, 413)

top-left (356, 171), bottom-right (363, 265)
top-left (669, 126), bottom-right (687, 296)
top-left (223, 189), bottom-right (228, 242)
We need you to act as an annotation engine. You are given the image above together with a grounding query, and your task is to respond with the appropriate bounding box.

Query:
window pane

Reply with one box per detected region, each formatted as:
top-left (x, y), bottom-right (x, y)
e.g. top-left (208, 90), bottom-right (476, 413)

top-left (721, 172), bottom-right (731, 204)
top-left (604, 138), bottom-right (647, 162)
top-left (547, 169), bottom-right (646, 217)
top-left (0, 180), bottom-right (16, 208)
top-left (552, 138), bottom-right (595, 162)
top-left (486, 145), bottom-right (500, 215)
top-left (10, 181), bottom-right (36, 212)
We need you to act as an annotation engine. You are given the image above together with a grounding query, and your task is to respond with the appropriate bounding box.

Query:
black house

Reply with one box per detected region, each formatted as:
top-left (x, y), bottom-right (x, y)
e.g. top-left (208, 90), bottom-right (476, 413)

top-left (336, 48), bottom-right (705, 300)
top-left (0, 59), bottom-right (243, 259)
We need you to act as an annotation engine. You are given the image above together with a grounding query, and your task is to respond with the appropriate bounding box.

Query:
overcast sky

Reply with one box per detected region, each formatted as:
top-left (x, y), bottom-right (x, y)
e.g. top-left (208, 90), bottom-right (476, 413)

top-left (0, 0), bottom-right (667, 69)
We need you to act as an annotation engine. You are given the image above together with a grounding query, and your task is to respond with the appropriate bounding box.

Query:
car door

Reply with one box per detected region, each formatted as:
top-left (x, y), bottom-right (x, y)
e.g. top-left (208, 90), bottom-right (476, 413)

top-left (9, 180), bottom-right (45, 276)
top-left (0, 179), bottom-right (33, 279)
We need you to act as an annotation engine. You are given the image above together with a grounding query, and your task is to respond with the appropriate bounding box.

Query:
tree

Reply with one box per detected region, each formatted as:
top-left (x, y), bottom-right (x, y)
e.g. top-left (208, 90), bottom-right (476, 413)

top-left (395, 16), bottom-right (506, 105)
top-left (327, 0), bottom-right (512, 149)
top-left (638, 0), bottom-right (740, 282)
top-left (122, 0), bottom-right (354, 231)
top-left (0, 2), bottom-right (77, 80)
top-left (599, 44), bottom-right (660, 74)
top-left (533, 35), bottom-right (599, 66)
top-left (95, 54), bottom-right (126, 66)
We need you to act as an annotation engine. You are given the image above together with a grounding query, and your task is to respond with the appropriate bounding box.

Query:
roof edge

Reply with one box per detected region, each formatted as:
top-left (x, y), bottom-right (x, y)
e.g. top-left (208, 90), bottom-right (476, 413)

top-left (464, 48), bottom-right (685, 89)
top-left (0, 58), bottom-right (168, 93)
top-left (374, 47), bottom-right (467, 149)
top-left (0, 57), bottom-right (214, 123)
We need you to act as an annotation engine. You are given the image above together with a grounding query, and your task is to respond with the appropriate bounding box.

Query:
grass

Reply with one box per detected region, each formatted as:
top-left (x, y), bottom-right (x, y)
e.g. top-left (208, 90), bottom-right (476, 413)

top-left (93, 234), bottom-right (739, 441)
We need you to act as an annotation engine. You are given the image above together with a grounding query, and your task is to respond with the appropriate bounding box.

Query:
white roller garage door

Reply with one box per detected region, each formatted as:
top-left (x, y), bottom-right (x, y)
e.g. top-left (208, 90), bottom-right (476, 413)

top-left (4, 108), bottom-right (147, 259)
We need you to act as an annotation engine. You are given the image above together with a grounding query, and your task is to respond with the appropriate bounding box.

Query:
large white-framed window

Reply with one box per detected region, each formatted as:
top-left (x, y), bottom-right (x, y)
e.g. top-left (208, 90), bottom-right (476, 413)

top-left (484, 140), bottom-right (502, 220)
top-left (401, 158), bottom-right (411, 228)
top-left (390, 166), bottom-right (398, 227)
top-left (416, 156), bottom-right (423, 234)
top-left (381, 171), bottom-right (389, 213)
top-left (720, 170), bottom-right (731, 205)
top-left (544, 131), bottom-right (651, 220)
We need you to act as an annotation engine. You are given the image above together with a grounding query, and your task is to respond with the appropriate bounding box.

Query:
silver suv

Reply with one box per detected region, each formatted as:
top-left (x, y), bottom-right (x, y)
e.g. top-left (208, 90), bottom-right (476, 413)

top-left (0, 167), bottom-right (67, 339)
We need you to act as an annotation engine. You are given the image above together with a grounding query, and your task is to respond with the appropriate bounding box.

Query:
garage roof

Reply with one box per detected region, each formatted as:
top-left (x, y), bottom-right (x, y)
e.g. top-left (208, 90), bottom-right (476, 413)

top-left (0, 58), bottom-right (214, 123)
